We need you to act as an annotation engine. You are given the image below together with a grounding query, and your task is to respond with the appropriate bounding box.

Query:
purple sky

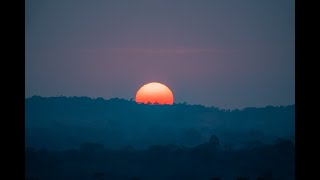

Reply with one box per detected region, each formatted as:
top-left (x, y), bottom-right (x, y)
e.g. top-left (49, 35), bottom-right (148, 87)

top-left (25, 0), bottom-right (295, 109)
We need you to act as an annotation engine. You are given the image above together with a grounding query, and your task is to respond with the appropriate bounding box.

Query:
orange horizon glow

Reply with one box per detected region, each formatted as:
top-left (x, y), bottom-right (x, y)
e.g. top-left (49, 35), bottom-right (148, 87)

top-left (135, 82), bottom-right (174, 105)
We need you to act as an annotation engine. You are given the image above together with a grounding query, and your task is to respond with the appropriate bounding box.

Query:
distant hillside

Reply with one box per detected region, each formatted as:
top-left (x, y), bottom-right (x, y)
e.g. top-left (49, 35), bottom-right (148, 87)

top-left (25, 96), bottom-right (295, 150)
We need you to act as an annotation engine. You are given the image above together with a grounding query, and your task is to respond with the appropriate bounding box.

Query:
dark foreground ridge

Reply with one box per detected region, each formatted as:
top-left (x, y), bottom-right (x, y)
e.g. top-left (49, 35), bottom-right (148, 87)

top-left (26, 137), bottom-right (294, 180)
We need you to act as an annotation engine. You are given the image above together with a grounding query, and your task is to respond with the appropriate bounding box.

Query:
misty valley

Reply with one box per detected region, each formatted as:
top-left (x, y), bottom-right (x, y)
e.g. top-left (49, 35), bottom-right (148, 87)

top-left (25, 96), bottom-right (295, 180)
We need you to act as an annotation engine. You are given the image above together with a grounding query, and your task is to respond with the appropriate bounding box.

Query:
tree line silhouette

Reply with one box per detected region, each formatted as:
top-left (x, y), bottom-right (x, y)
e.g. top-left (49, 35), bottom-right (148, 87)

top-left (26, 135), bottom-right (294, 180)
top-left (25, 96), bottom-right (294, 150)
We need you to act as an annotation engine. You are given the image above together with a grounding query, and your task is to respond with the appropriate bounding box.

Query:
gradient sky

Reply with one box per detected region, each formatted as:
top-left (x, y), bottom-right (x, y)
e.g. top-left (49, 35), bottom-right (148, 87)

top-left (25, 0), bottom-right (295, 109)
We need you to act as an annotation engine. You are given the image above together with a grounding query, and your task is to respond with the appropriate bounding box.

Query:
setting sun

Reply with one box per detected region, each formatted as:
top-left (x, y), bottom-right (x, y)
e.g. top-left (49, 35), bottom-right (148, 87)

top-left (135, 82), bottom-right (174, 105)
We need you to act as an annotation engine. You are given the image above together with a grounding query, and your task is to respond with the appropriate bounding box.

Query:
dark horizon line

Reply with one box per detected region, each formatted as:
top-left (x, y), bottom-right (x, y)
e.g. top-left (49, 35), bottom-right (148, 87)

top-left (25, 95), bottom-right (295, 111)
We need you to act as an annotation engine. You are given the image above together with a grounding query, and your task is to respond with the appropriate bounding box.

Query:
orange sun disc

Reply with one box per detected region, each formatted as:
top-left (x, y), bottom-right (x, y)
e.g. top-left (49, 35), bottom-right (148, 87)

top-left (135, 82), bottom-right (174, 105)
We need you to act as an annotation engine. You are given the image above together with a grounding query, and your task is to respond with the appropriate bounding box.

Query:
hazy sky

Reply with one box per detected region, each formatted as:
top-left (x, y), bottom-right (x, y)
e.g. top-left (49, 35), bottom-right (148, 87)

top-left (25, 0), bottom-right (295, 109)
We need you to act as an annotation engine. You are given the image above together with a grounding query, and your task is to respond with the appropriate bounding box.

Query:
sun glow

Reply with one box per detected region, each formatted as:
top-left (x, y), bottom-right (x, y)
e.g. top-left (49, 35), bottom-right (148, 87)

top-left (135, 82), bottom-right (174, 105)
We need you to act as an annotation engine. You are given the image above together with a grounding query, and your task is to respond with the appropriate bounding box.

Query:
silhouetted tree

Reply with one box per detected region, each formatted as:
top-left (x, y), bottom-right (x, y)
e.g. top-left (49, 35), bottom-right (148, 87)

top-left (209, 134), bottom-right (220, 146)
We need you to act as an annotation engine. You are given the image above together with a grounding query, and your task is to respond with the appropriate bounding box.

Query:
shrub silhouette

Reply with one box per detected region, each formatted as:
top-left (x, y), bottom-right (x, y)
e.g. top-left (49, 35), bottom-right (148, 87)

top-left (209, 134), bottom-right (220, 146)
